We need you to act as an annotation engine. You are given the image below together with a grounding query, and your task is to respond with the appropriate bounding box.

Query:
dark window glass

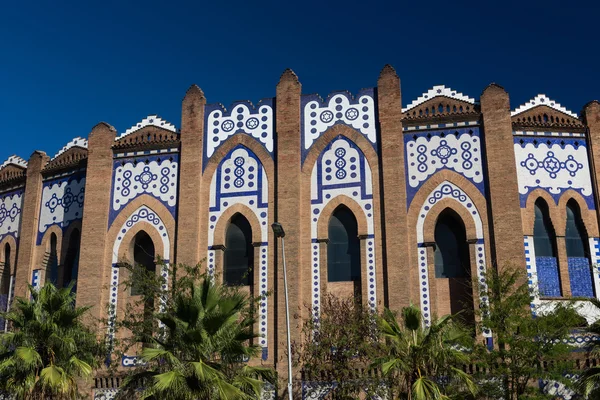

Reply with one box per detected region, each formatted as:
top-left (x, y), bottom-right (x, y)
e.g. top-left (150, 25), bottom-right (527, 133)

top-left (1, 244), bottom-right (10, 307)
top-left (533, 200), bottom-right (557, 257)
top-left (434, 210), bottom-right (470, 278)
top-left (63, 229), bottom-right (81, 292)
top-left (131, 231), bottom-right (156, 296)
top-left (47, 233), bottom-right (59, 284)
top-left (224, 214), bottom-right (253, 286)
top-left (565, 202), bottom-right (588, 258)
top-left (327, 206), bottom-right (361, 282)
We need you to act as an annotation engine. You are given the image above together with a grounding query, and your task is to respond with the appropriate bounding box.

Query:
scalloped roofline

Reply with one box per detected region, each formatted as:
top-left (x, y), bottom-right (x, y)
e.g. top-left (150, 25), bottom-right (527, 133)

top-left (205, 98), bottom-right (274, 114)
top-left (0, 155), bottom-right (27, 169)
top-left (118, 115), bottom-right (177, 139)
top-left (52, 137), bottom-right (88, 160)
top-left (511, 94), bottom-right (578, 118)
top-left (403, 85), bottom-right (476, 112)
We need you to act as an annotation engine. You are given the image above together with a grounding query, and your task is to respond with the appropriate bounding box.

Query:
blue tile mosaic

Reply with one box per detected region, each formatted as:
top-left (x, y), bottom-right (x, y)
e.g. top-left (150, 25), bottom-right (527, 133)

top-left (536, 256), bottom-right (561, 297)
top-left (568, 257), bottom-right (594, 298)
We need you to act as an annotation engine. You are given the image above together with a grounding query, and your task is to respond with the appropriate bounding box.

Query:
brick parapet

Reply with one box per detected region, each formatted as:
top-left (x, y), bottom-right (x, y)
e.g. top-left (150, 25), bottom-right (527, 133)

top-left (377, 65), bottom-right (409, 311)
top-left (176, 85), bottom-right (205, 266)
top-left (480, 84), bottom-right (526, 270)
top-left (77, 123), bottom-right (116, 321)
top-left (14, 151), bottom-right (49, 298)
top-left (275, 69), bottom-right (303, 386)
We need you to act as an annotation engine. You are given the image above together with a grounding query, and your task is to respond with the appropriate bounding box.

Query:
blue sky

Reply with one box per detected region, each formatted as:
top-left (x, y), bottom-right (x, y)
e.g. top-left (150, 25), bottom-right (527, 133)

top-left (1, 0), bottom-right (598, 163)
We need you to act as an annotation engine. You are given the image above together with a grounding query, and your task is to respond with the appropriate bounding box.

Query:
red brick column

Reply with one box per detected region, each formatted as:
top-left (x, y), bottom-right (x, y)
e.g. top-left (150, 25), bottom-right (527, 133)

top-left (176, 85), bottom-right (206, 266)
top-left (275, 69), bottom-right (302, 388)
top-left (14, 151), bottom-right (49, 298)
top-left (376, 65), bottom-right (409, 310)
top-left (77, 122), bottom-right (116, 320)
top-left (583, 101), bottom-right (600, 228)
top-left (480, 84), bottom-right (526, 270)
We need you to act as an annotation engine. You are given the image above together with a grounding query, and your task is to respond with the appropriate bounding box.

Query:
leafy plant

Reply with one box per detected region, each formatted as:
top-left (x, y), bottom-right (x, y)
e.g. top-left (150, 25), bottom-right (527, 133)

top-left (374, 304), bottom-right (476, 400)
top-left (474, 265), bottom-right (582, 400)
top-left (115, 262), bottom-right (276, 400)
top-left (294, 293), bottom-right (383, 399)
top-left (0, 282), bottom-right (104, 399)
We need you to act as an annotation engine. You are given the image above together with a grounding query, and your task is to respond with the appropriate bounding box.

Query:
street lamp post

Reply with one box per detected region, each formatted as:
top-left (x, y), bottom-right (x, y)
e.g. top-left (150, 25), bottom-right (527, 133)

top-left (271, 222), bottom-right (293, 400)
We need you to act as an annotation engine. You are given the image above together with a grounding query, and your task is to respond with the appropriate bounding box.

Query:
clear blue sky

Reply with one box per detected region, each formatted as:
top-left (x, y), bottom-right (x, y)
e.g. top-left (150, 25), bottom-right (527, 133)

top-left (1, 0), bottom-right (599, 162)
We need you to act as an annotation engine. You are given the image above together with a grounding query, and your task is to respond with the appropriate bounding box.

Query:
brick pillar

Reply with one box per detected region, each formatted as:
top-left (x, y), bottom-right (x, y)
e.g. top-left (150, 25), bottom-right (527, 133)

top-left (77, 122), bottom-right (116, 320)
top-left (176, 85), bottom-right (206, 266)
top-left (377, 65), bottom-right (409, 310)
top-left (275, 69), bottom-right (302, 391)
top-left (14, 151), bottom-right (49, 298)
top-left (582, 101), bottom-right (600, 224)
top-left (480, 84), bottom-right (526, 270)
top-left (555, 236), bottom-right (572, 296)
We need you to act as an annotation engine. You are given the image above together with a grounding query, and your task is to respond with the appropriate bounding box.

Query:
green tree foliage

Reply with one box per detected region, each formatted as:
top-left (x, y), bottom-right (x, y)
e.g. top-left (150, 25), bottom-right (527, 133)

top-left (115, 262), bottom-right (276, 400)
top-left (0, 282), bottom-right (104, 399)
top-left (576, 298), bottom-right (600, 398)
top-left (474, 265), bottom-right (582, 400)
top-left (293, 293), bottom-right (383, 399)
top-left (374, 304), bottom-right (477, 400)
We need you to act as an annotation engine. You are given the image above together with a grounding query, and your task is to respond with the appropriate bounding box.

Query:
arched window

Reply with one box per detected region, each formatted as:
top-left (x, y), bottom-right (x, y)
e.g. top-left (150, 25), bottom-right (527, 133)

top-left (566, 201), bottom-right (594, 297)
top-left (1, 243), bottom-right (10, 316)
top-left (566, 201), bottom-right (589, 258)
top-left (131, 231), bottom-right (156, 296)
top-left (47, 233), bottom-right (59, 284)
top-left (327, 206), bottom-right (360, 282)
top-left (533, 199), bottom-right (561, 297)
top-left (434, 210), bottom-right (470, 279)
top-left (63, 229), bottom-right (81, 292)
top-left (224, 214), bottom-right (253, 286)
top-left (533, 200), bottom-right (557, 257)
top-left (433, 209), bottom-right (474, 324)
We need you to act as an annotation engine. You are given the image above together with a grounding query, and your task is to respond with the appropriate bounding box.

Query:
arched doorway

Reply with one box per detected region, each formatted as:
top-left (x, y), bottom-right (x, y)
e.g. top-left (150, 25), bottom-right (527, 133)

top-left (130, 230), bottom-right (156, 344)
top-left (565, 200), bottom-right (594, 297)
top-left (63, 229), bottom-right (81, 292)
top-left (131, 231), bottom-right (156, 296)
top-left (327, 206), bottom-right (361, 298)
top-left (223, 214), bottom-right (254, 287)
top-left (46, 233), bottom-right (59, 285)
top-left (533, 199), bottom-right (561, 297)
top-left (433, 209), bottom-right (474, 325)
top-left (1, 243), bottom-right (11, 329)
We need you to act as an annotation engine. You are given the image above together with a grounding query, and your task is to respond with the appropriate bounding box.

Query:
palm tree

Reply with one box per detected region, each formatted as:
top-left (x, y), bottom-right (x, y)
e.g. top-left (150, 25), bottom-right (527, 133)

top-left (0, 282), bottom-right (103, 399)
top-left (117, 273), bottom-right (275, 400)
top-left (373, 305), bottom-right (476, 400)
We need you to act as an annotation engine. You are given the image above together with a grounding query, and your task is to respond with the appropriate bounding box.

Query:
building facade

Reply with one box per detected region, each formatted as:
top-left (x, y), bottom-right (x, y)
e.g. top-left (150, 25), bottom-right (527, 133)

top-left (1, 66), bottom-right (600, 397)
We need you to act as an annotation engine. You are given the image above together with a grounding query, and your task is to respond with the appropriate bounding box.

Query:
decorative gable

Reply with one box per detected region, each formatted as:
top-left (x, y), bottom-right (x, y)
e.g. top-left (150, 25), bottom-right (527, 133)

top-left (403, 85), bottom-right (479, 123)
top-left (0, 155), bottom-right (27, 186)
top-left (0, 155), bottom-right (27, 170)
top-left (118, 115), bottom-right (176, 139)
top-left (114, 115), bottom-right (179, 151)
top-left (511, 95), bottom-right (583, 131)
top-left (43, 137), bottom-right (89, 174)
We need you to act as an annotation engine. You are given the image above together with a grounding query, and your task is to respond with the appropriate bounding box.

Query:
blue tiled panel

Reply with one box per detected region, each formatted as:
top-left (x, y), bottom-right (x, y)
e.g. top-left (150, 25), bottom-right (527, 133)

top-left (568, 257), bottom-right (594, 298)
top-left (536, 256), bottom-right (561, 297)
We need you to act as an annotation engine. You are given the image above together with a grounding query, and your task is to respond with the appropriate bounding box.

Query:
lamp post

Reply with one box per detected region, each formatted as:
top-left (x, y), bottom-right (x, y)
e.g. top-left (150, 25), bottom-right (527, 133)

top-left (271, 222), bottom-right (293, 400)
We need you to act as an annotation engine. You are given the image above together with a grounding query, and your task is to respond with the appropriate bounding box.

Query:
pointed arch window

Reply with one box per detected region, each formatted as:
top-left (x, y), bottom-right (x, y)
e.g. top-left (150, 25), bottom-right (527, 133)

top-left (224, 214), bottom-right (253, 286)
top-left (327, 206), bottom-right (361, 282)
top-left (131, 231), bottom-right (156, 296)
top-left (1, 243), bottom-right (11, 324)
top-left (433, 209), bottom-right (474, 323)
top-left (63, 229), bottom-right (81, 292)
top-left (533, 199), bottom-right (561, 297)
top-left (565, 201), bottom-right (594, 297)
top-left (433, 210), bottom-right (470, 279)
top-left (47, 233), bottom-right (59, 284)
